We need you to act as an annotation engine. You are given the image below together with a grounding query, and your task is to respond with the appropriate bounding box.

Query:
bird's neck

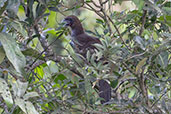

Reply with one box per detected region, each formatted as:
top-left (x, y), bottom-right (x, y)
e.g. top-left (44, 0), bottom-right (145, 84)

top-left (71, 25), bottom-right (84, 36)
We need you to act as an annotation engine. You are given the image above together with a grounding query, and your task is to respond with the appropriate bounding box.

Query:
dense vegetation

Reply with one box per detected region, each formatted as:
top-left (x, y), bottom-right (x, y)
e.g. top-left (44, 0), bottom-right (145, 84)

top-left (0, 0), bottom-right (170, 113)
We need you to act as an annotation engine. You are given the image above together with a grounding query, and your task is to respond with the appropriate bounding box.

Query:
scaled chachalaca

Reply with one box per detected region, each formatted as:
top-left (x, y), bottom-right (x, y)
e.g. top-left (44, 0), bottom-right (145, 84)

top-left (63, 15), bottom-right (111, 104)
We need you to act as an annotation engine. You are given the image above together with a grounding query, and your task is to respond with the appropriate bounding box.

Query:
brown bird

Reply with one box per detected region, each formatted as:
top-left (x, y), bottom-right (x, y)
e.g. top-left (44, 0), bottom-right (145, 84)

top-left (63, 15), bottom-right (111, 104)
top-left (63, 15), bottom-right (101, 57)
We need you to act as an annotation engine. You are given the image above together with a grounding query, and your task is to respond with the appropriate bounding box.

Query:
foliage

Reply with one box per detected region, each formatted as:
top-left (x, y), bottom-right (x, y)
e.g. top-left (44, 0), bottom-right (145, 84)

top-left (0, 0), bottom-right (170, 113)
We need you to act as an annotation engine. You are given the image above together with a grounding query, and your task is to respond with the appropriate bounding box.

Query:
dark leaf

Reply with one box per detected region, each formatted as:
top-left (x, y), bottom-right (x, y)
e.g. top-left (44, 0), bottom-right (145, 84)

top-left (111, 80), bottom-right (118, 88)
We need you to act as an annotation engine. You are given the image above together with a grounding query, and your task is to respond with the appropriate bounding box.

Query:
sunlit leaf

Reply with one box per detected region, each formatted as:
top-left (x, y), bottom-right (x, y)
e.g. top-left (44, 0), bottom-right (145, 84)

top-left (15, 97), bottom-right (39, 114)
top-left (128, 88), bottom-right (136, 98)
top-left (11, 79), bottom-right (28, 97)
top-left (15, 97), bottom-right (26, 113)
top-left (17, 5), bottom-right (27, 21)
top-left (23, 92), bottom-right (39, 100)
top-left (86, 0), bottom-right (91, 3)
top-left (25, 101), bottom-right (39, 114)
top-left (136, 57), bottom-right (147, 74)
top-left (34, 66), bottom-right (44, 80)
top-left (0, 47), bottom-right (5, 64)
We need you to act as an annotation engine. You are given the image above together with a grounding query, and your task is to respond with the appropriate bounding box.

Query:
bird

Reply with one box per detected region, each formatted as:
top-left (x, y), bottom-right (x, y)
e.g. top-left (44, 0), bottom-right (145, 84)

top-left (62, 15), bottom-right (111, 104)
top-left (63, 15), bottom-right (101, 57)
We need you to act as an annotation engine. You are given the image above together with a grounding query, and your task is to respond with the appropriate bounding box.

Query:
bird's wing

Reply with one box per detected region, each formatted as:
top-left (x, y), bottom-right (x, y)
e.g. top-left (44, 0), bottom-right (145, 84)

top-left (75, 33), bottom-right (101, 46)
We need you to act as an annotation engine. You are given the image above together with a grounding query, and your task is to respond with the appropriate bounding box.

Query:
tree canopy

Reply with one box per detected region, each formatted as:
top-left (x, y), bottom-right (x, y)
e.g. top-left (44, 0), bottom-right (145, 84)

top-left (0, 0), bottom-right (170, 114)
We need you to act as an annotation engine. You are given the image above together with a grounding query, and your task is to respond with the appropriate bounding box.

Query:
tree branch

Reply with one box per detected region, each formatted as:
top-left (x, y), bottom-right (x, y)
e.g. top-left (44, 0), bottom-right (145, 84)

top-left (139, 10), bottom-right (147, 36)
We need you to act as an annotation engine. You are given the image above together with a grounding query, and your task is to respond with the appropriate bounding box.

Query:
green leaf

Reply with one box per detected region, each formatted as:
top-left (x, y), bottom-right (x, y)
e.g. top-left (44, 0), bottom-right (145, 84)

top-left (134, 36), bottom-right (146, 50)
top-left (128, 88), bottom-right (136, 98)
top-left (84, 77), bottom-right (96, 104)
top-left (23, 92), bottom-right (39, 100)
top-left (113, 71), bottom-right (121, 77)
top-left (0, 33), bottom-right (26, 76)
top-left (24, 101), bottom-right (39, 114)
top-left (158, 15), bottom-right (171, 26)
top-left (90, 53), bottom-right (96, 66)
top-left (86, 50), bottom-right (91, 62)
top-left (161, 33), bottom-right (171, 38)
top-left (15, 98), bottom-right (26, 113)
top-left (124, 13), bottom-right (137, 22)
top-left (0, 47), bottom-right (5, 64)
top-left (22, 48), bottom-right (44, 60)
top-left (156, 51), bottom-right (169, 68)
top-left (48, 61), bottom-right (59, 74)
top-left (96, 18), bottom-right (104, 25)
top-left (0, 78), bottom-right (13, 107)
top-left (162, 7), bottom-right (171, 15)
top-left (15, 97), bottom-right (39, 114)
top-left (54, 74), bottom-right (67, 84)
top-left (10, 21), bottom-right (28, 38)
top-left (166, 64), bottom-right (171, 72)
top-left (132, 0), bottom-right (144, 10)
top-left (86, 0), bottom-right (91, 3)
top-left (111, 80), bottom-right (118, 88)
top-left (136, 57), bottom-right (147, 74)
top-left (93, 43), bottom-right (104, 50)
top-left (6, 0), bottom-right (20, 14)
top-left (11, 80), bottom-right (28, 97)
top-left (17, 5), bottom-right (27, 21)
top-left (101, 40), bottom-right (107, 50)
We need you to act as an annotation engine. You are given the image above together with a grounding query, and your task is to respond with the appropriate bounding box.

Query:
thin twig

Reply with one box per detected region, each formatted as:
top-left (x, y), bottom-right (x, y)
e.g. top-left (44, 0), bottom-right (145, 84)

top-left (29, 30), bottom-right (65, 67)
top-left (85, 2), bottom-right (112, 35)
top-left (151, 87), bottom-right (171, 108)
top-left (91, 0), bottom-right (101, 8)
top-left (126, 50), bottom-right (147, 61)
top-left (113, 78), bottom-right (137, 93)
top-left (107, 15), bottom-right (132, 50)
top-left (139, 10), bottom-right (147, 36)
top-left (99, 0), bottom-right (112, 35)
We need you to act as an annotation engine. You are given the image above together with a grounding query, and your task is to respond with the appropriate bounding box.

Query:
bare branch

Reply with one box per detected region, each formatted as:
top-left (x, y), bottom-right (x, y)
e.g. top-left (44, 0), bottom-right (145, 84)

top-left (107, 15), bottom-right (132, 50)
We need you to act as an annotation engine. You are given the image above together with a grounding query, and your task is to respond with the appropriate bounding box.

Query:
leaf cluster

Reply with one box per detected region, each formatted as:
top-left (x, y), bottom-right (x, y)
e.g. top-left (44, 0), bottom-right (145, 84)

top-left (0, 0), bottom-right (170, 114)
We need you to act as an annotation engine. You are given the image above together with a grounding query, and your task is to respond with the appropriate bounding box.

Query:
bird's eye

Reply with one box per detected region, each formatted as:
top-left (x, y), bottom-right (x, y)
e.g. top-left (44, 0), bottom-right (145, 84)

top-left (63, 17), bottom-right (74, 27)
top-left (67, 18), bottom-right (73, 23)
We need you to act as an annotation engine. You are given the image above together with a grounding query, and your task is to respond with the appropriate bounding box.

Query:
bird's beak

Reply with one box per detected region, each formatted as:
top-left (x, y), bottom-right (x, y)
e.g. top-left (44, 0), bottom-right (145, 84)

top-left (61, 19), bottom-right (70, 27)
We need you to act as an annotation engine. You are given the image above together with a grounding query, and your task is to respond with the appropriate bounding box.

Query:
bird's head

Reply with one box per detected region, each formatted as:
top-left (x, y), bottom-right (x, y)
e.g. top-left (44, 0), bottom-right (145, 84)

top-left (62, 15), bottom-right (82, 29)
